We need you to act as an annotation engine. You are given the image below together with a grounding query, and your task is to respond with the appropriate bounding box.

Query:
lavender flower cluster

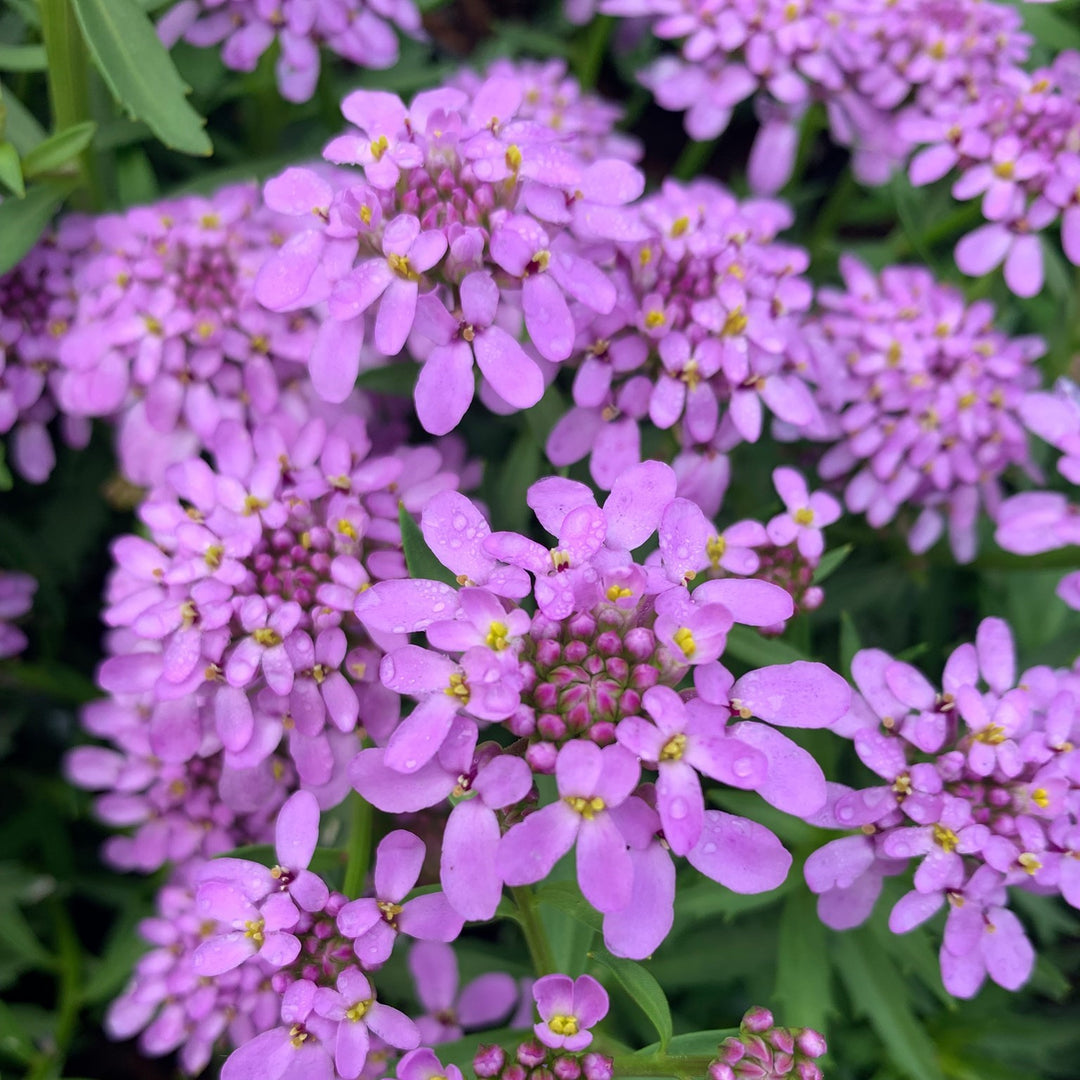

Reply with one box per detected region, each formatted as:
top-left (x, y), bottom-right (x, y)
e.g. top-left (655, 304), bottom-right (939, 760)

top-left (158, 0), bottom-right (424, 102)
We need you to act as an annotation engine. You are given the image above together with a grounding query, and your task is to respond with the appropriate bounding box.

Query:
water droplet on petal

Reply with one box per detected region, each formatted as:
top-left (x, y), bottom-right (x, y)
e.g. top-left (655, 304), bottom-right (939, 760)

top-left (702, 842), bottom-right (717, 855)
top-left (670, 797), bottom-right (688, 820)
top-left (452, 514), bottom-right (467, 530)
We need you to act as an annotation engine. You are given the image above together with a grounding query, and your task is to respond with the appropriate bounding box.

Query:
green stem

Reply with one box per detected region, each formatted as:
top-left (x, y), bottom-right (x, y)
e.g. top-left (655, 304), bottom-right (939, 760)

top-left (576, 15), bottom-right (614, 90)
top-left (673, 138), bottom-right (716, 182)
top-left (26, 900), bottom-right (81, 1080)
top-left (38, 0), bottom-right (101, 207)
top-left (510, 885), bottom-right (557, 977)
top-left (342, 790), bottom-right (374, 899)
top-left (610, 1054), bottom-right (718, 1079)
top-left (808, 168), bottom-right (858, 254)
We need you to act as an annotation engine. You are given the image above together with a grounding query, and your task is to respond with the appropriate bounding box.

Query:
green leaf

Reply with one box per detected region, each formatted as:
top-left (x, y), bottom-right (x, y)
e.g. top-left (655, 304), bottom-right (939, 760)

top-left (70, 0), bottom-right (212, 155)
top-left (0, 80), bottom-right (46, 153)
top-left (0, 140), bottom-right (24, 196)
top-left (0, 999), bottom-right (35, 1065)
top-left (399, 503), bottom-right (458, 587)
top-left (0, 180), bottom-right (74, 275)
top-left (589, 945), bottom-right (673, 1051)
top-left (21, 121), bottom-right (96, 178)
top-left (772, 887), bottom-right (831, 1035)
top-left (1003, 0), bottom-right (1080, 50)
top-left (0, 903), bottom-right (53, 970)
top-left (834, 928), bottom-right (946, 1080)
top-left (812, 543), bottom-right (853, 585)
top-left (537, 880), bottom-right (602, 932)
top-left (355, 362), bottom-right (418, 397)
top-left (723, 624), bottom-right (808, 667)
top-left (0, 44), bottom-right (47, 72)
top-left (839, 611), bottom-right (861, 678)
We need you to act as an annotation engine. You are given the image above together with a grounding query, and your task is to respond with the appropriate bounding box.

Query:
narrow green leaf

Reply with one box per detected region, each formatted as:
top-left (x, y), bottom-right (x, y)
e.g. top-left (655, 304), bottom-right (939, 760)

top-left (630, 1029), bottom-right (737, 1057)
top-left (0, 80), bottom-right (46, 153)
top-left (0, 1000), bottom-right (35, 1064)
top-left (0, 904), bottom-right (53, 969)
top-left (772, 887), bottom-right (831, 1035)
top-left (0, 44), bottom-right (47, 72)
top-left (589, 945), bottom-right (673, 1051)
top-left (834, 928), bottom-right (946, 1080)
top-left (398, 503), bottom-right (458, 587)
top-left (70, 0), bottom-right (212, 156)
top-left (0, 180), bottom-right (74, 275)
top-left (21, 121), bottom-right (96, 178)
top-left (537, 880), bottom-right (602, 932)
top-left (812, 542), bottom-right (853, 584)
top-left (839, 611), bottom-right (861, 679)
top-left (0, 140), bottom-right (24, 196)
top-left (724, 624), bottom-right (807, 667)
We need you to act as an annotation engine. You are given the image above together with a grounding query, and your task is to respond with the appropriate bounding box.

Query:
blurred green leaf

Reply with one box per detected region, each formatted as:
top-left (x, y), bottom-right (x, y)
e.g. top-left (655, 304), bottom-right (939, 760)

top-left (813, 543), bottom-right (853, 585)
top-left (724, 625), bottom-right (808, 667)
top-left (0, 903), bottom-right (53, 970)
top-left (773, 887), bottom-right (831, 1035)
top-left (70, 0), bottom-right (212, 156)
top-left (1004, 0), bottom-right (1080, 50)
top-left (590, 944), bottom-right (673, 1051)
top-left (21, 121), bottom-right (96, 178)
top-left (0, 44), bottom-right (47, 71)
top-left (0, 179), bottom-right (75, 274)
top-left (0, 139), bottom-right (23, 196)
top-left (0, 80), bottom-right (48, 153)
top-left (399, 504), bottom-right (458, 587)
top-left (355, 362), bottom-right (418, 397)
top-left (834, 928), bottom-right (946, 1080)
top-left (0, 999), bottom-right (35, 1065)
top-left (839, 611), bottom-right (861, 678)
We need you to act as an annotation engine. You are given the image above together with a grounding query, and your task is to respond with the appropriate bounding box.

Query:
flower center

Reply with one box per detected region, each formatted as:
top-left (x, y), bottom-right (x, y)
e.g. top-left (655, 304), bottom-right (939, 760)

top-left (933, 824), bottom-right (959, 853)
top-left (370, 135), bottom-right (389, 160)
top-left (289, 1024), bottom-right (308, 1048)
top-left (243, 918), bottom-right (265, 943)
top-left (254, 627), bottom-right (282, 647)
top-left (565, 795), bottom-right (605, 820)
top-left (346, 999), bottom-right (373, 1022)
top-left (793, 507), bottom-right (814, 526)
top-left (444, 672), bottom-right (470, 704)
top-left (672, 627), bottom-right (696, 658)
top-left (549, 1014), bottom-right (579, 1036)
top-left (721, 307), bottom-right (747, 337)
top-left (388, 253), bottom-right (419, 282)
top-left (377, 900), bottom-right (404, 924)
top-left (974, 724), bottom-right (1006, 745)
top-left (660, 734), bottom-right (686, 762)
top-left (486, 621), bottom-right (510, 651)
top-left (1018, 852), bottom-right (1041, 875)
top-left (706, 535), bottom-right (726, 566)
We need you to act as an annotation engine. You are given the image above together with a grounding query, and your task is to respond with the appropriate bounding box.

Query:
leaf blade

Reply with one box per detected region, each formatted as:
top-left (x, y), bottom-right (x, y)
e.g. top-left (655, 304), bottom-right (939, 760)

top-left (70, 0), bottom-right (211, 155)
top-left (589, 945), bottom-right (673, 1051)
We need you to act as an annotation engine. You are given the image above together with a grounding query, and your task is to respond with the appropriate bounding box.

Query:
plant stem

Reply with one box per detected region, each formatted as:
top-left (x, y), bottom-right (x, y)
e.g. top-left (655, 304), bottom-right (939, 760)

top-left (510, 885), bottom-right (557, 977)
top-left (610, 1053), bottom-right (717, 1078)
top-left (342, 790), bottom-right (374, 899)
top-left (38, 0), bottom-right (101, 207)
top-left (26, 899), bottom-right (81, 1080)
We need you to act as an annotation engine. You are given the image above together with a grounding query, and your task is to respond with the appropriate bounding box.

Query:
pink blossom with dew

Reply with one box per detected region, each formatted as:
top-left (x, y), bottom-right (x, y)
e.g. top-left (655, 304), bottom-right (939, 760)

top-left (255, 62), bottom-right (643, 433)
top-left (802, 617), bottom-right (1080, 996)
top-left (532, 974), bottom-right (608, 1051)
top-left (808, 256), bottom-right (1044, 561)
top-left (158, 0), bottom-right (422, 104)
top-left (0, 221), bottom-right (92, 483)
top-left (350, 462), bottom-right (850, 956)
top-left (547, 178), bottom-right (822, 491)
top-left (0, 571), bottom-right (36, 658)
top-left (53, 182), bottom-right (339, 486)
top-left (336, 830), bottom-right (463, 966)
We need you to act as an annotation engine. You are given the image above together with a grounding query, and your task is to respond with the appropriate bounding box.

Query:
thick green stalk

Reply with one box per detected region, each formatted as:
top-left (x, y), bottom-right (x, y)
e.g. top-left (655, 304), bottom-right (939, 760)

top-left (610, 1053), bottom-right (717, 1079)
top-left (343, 790), bottom-right (374, 899)
top-left (38, 0), bottom-right (100, 206)
top-left (510, 885), bottom-right (558, 977)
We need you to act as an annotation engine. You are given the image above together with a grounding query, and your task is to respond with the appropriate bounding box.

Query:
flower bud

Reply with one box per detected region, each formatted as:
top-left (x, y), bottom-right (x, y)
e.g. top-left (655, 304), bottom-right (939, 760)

top-left (517, 1040), bottom-right (547, 1067)
top-left (474, 1045), bottom-right (506, 1077)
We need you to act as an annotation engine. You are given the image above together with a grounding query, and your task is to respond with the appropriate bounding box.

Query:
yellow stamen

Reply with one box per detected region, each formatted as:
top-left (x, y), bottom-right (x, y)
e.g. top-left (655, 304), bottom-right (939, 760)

top-left (253, 627), bottom-right (282, 647)
top-left (1018, 853), bottom-right (1042, 875)
top-left (644, 309), bottom-right (666, 329)
top-left (606, 584), bottom-right (633, 601)
top-left (243, 918), bottom-right (265, 943)
top-left (346, 999), bottom-right (373, 1022)
top-left (669, 215), bottom-right (690, 237)
top-left (486, 621), bottom-right (510, 651)
top-left (388, 253), bottom-right (418, 282)
top-left (549, 1014), bottom-right (579, 1036)
top-left (370, 135), bottom-right (389, 160)
top-left (721, 307), bottom-right (747, 337)
top-left (243, 494), bottom-right (267, 515)
top-left (660, 734), bottom-right (687, 761)
top-left (672, 626), bottom-right (696, 659)
top-left (564, 795), bottom-right (605, 820)
top-left (794, 507), bottom-right (814, 526)
top-left (204, 544), bottom-right (223, 569)
top-left (933, 824), bottom-right (959, 853)
top-left (974, 724), bottom-right (1006, 745)
top-left (445, 672), bottom-right (470, 704)
top-left (706, 535), bottom-right (726, 566)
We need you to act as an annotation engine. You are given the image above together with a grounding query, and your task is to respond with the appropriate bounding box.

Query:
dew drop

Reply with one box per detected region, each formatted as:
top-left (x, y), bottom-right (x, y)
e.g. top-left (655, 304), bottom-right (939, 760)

top-left (702, 842), bottom-right (717, 855)
top-left (452, 514), bottom-right (467, 530)
top-left (670, 797), bottom-right (688, 820)
top-left (404, 759), bottom-right (417, 771)
top-left (382, 657), bottom-right (396, 681)
top-left (733, 757), bottom-right (753, 778)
